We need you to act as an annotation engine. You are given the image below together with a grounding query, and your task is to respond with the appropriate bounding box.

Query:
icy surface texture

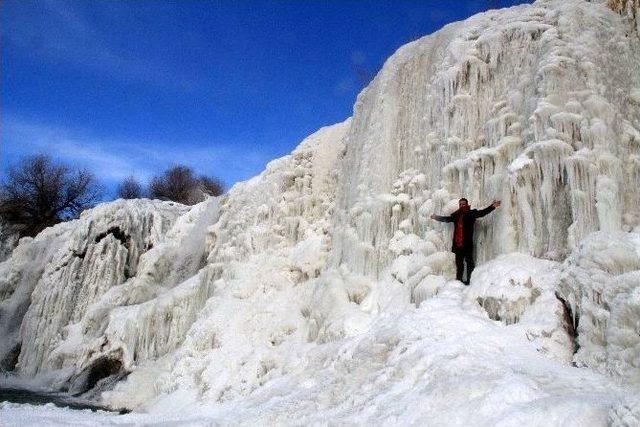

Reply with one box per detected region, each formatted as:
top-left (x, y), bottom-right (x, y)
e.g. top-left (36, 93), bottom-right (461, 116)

top-left (0, 222), bottom-right (19, 263)
top-left (2, 286), bottom-right (639, 425)
top-left (0, 199), bottom-right (192, 379)
top-left (607, 0), bottom-right (640, 34)
top-left (331, 0), bottom-right (640, 279)
top-left (558, 231), bottom-right (640, 381)
top-left (101, 121), bottom-right (351, 408)
top-left (467, 253), bottom-right (575, 363)
top-left (1, 0), bottom-right (640, 424)
top-left (205, 120), bottom-right (349, 274)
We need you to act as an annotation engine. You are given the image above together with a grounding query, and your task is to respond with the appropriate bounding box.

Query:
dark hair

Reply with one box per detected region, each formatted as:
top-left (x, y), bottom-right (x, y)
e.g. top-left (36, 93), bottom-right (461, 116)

top-left (459, 198), bottom-right (468, 203)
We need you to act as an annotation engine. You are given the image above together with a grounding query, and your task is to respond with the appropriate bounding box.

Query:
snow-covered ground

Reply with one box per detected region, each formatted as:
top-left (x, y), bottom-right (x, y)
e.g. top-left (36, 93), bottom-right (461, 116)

top-left (2, 268), bottom-right (639, 425)
top-left (2, 0), bottom-right (640, 425)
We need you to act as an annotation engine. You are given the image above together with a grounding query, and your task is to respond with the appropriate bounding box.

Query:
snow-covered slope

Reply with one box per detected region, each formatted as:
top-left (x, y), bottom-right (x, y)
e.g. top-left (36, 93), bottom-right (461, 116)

top-left (1, 0), bottom-right (640, 425)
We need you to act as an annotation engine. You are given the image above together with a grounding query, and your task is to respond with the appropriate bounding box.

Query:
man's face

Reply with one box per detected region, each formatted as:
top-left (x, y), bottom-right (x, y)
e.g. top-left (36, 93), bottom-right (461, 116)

top-left (459, 200), bottom-right (469, 209)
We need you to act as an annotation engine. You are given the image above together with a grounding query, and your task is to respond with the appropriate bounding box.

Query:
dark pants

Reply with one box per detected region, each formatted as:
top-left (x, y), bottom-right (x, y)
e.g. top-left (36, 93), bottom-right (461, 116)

top-left (454, 249), bottom-right (474, 284)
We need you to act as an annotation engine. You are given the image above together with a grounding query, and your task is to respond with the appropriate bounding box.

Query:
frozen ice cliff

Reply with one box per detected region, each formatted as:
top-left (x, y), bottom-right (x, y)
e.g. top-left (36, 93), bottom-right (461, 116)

top-left (1, 0), bottom-right (640, 425)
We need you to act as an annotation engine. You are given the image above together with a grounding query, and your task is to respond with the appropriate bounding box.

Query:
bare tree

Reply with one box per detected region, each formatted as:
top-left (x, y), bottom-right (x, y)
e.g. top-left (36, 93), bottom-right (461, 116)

top-left (117, 175), bottom-right (144, 199)
top-left (149, 165), bottom-right (223, 205)
top-left (0, 154), bottom-right (102, 237)
top-left (149, 165), bottom-right (197, 205)
top-left (199, 175), bottom-right (224, 197)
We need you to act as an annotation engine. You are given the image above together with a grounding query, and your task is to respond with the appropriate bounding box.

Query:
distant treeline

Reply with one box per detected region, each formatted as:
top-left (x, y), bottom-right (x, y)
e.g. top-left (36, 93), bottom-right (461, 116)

top-left (0, 154), bottom-right (224, 239)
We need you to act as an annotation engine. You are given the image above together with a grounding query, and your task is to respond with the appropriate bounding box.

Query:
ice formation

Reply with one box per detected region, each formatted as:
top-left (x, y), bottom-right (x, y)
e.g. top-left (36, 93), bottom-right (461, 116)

top-left (0, 223), bottom-right (19, 263)
top-left (1, 0), bottom-right (640, 425)
top-left (0, 200), bottom-right (194, 376)
top-left (558, 232), bottom-right (640, 381)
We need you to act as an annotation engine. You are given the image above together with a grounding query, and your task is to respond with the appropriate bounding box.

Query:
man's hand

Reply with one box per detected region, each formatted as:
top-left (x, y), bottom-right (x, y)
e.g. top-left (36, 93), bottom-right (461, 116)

top-left (430, 213), bottom-right (436, 219)
top-left (492, 200), bottom-right (501, 208)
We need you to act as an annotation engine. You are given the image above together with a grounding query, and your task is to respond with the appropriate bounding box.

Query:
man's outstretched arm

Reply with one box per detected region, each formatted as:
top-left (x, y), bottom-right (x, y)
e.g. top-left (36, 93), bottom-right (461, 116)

top-left (430, 213), bottom-right (453, 223)
top-left (475, 200), bottom-right (501, 218)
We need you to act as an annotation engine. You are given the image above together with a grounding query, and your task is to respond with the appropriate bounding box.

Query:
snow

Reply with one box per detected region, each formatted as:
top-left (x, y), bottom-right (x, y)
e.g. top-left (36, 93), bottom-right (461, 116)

top-left (2, 285), bottom-right (638, 425)
top-left (2, 0), bottom-right (640, 425)
top-left (467, 253), bottom-right (574, 363)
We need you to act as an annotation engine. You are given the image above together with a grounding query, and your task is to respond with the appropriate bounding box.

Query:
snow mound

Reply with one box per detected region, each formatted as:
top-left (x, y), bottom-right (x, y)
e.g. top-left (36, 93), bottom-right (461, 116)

top-left (468, 253), bottom-right (574, 363)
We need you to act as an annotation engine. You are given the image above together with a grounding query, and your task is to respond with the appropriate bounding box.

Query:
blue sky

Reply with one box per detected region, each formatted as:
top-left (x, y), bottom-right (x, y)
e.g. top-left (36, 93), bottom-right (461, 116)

top-left (1, 0), bottom-right (530, 198)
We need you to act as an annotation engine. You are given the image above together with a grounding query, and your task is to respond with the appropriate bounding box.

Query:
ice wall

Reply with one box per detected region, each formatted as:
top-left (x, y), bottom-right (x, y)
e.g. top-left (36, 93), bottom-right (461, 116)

top-left (205, 120), bottom-right (349, 276)
top-left (606, 0), bottom-right (640, 34)
top-left (332, 0), bottom-right (640, 279)
top-left (0, 200), bottom-right (191, 378)
top-left (558, 231), bottom-right (640, 382)
top-left (102, 121), bottom-right (350, 407)
top-left (0, 121), bottom-right (349, 398)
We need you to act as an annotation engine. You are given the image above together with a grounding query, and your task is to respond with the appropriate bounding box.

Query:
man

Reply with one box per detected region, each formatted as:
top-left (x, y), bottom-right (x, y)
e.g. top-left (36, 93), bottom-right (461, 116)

top-left (430, 198), bottom-right (501, 285)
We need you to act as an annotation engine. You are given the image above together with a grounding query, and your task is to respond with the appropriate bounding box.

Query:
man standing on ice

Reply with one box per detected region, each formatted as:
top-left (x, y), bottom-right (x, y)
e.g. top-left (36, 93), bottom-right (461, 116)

top-left (430, 198), bottom-right (501, 285)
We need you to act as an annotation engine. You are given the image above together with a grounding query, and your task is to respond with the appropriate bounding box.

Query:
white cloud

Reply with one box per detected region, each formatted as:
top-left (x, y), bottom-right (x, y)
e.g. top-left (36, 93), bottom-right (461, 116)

top-left (1, 116), bottom-right (277, 189)
top-left (3, 117), bottom-right (149, 181)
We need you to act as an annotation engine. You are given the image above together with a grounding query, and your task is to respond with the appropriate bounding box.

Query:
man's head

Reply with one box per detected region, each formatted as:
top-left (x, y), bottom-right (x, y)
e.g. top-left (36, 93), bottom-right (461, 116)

top-left (459, 198), bottom-right (470, 211)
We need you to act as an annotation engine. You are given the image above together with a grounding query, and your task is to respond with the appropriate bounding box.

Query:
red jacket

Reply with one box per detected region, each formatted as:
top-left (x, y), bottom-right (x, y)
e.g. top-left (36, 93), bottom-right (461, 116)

top-left (433, 205), bottom-right (495, 252)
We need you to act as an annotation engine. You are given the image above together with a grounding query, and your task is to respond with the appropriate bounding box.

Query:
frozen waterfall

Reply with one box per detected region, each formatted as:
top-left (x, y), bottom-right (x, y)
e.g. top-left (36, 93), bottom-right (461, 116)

top-left (1, 0), bottom-right (639, 425)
